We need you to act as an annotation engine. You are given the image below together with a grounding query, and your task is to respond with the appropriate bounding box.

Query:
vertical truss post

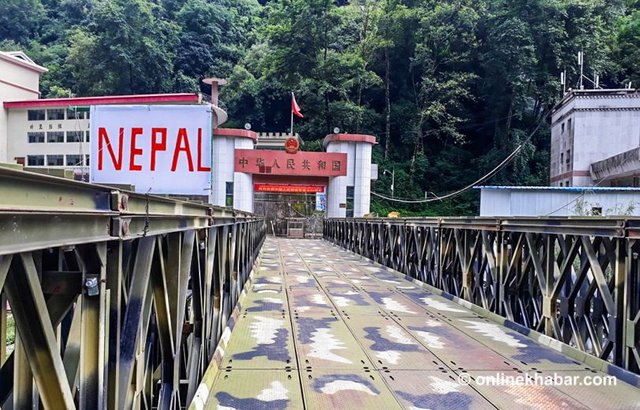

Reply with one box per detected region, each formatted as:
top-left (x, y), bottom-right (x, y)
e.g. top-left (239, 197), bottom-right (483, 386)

top-left (118, 236), bottom-right (155, 409)
top-left (5, 253), bottom-right (75, 409)
top-left (107, 241), bottom-right (123, 410)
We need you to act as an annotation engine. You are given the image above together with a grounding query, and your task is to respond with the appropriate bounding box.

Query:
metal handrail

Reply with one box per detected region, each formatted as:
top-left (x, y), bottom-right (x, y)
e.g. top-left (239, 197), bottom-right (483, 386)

top-left (324, 217), bottom-right (640, 376)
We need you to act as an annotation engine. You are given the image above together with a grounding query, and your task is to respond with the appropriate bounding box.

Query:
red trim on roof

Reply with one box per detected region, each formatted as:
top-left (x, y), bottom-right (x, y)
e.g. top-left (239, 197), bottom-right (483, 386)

top-left (214, 128), bottom-right (258, 141)
top-left (3, 93), bottom-right (200, 109)
top-left (323, 133), bottom-right (377, 147)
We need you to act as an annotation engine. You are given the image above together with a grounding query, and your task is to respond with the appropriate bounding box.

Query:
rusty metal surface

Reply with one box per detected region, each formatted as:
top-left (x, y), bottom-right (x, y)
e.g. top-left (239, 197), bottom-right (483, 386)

top-left (198, 238), bottom-right (640, 409)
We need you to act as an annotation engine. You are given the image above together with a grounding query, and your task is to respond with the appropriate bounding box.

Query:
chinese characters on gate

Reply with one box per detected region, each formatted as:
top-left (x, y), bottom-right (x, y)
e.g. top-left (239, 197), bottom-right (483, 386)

top-left (234, 149), bottom-right (347, 177)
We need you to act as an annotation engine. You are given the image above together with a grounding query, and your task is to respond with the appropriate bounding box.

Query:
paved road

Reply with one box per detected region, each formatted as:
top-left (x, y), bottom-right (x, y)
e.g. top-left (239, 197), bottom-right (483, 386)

top-left (197, 238), bottom-right (640, 409)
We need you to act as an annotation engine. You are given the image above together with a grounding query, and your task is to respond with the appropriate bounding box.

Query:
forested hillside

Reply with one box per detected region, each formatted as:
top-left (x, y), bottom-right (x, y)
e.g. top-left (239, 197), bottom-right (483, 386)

top-left (2, 0), bottom-right (640, 215)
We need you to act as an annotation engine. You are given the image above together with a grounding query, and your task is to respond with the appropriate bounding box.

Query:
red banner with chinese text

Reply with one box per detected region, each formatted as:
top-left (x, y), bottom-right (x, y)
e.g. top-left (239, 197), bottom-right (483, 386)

top-left (235, 149), bottom-right (347, 176)
top-left (254, 184), bottom-right (325, 194)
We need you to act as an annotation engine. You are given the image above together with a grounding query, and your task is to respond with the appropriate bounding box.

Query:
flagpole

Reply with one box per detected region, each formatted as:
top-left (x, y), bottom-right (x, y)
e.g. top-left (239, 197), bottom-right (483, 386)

top-left (290, 92), bottom-right (294, 136)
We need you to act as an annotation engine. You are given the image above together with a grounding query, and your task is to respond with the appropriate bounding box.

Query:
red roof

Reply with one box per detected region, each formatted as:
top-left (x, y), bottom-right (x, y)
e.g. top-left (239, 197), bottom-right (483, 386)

top-left (3, 93), bottom-right (200, 109)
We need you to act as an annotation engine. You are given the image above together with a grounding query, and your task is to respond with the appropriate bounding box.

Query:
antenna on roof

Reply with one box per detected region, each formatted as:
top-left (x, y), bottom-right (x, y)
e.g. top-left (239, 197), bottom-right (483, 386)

top-left (560, 70), bottom-right (566, 94)
top-left (578, 51), bottom-right (584, 90)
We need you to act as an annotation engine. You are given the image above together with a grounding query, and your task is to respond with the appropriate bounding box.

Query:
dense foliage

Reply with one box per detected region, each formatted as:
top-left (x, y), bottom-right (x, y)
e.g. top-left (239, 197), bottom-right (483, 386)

top-left (2, 0), bottom-right (639, 215)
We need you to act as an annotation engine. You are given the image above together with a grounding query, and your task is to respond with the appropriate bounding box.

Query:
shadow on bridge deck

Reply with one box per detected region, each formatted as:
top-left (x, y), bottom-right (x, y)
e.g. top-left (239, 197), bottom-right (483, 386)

top-left (193, 238), bottom-right (640, 409)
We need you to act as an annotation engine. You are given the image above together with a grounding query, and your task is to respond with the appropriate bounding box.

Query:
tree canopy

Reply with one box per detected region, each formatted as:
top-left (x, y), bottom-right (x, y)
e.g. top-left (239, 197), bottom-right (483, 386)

top-left (2, 0), bottom-right (639, 215)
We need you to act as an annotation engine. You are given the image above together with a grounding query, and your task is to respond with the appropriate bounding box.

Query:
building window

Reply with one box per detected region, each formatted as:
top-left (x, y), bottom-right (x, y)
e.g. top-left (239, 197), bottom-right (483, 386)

top-left (85, 131), bottom-right (90, 142)
top-left (27, 132), bottom-right (45, 143)
top-left (47, 131), bottom-right (64, 143)
top-left (66, 154), bottom-right (83, 167)
top-left (46, 109), bottom-right (65, 120)
top-left (66, 131), bottom-right (84, 143)
top-left (561, 122), bottom-right (565, 133)
top-left (86, 110), bottom-right (90, 119)
top-left (28, 109), bottom-right (45, 121)
top-left (225, 182), bottom-right (234, 207)
top-left (560, 153), bottom-right (564, 172)
top-left (346, 186), bottom-right (354, 217)
top-left (46, 155), bottom-right (64, 166)
top-left (566, 149), bottom-right (571, 167)
top-left (67, 108), bottom-right (87, 120)
top-left (27, 155), bottom-right (44, 166)
top-left (565, 180), bottom-right (571, 187)
top-left (85, 154), bottom-right (90, 166)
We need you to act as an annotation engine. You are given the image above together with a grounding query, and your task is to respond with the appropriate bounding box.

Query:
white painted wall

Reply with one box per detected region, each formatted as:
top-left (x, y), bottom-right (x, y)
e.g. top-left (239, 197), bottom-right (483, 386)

top-left (353, 143), bottom-right (372, 217)
top-left (211, 135), bottom-right (254, 211)
top-left (233, 138), bottom-right (254, 212)
top-left (0, 56), bottom-right (43, 163)
top-left (479, 187), bottom-right (640, 216)
top-left (211, 136), bottom-right (234, 207)
top-left (326, 141), bottom-right (347, 218)
top-left (325, 139), bottom-right (373, 218)
top-left (7, 108), bottom-right (90, 170)
top-left (551, 91), bottom-right (640, 186)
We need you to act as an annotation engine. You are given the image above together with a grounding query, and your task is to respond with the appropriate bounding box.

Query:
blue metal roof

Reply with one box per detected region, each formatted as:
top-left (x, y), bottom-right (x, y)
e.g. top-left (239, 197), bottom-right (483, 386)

top-left (475, 185), bottom-right (640, 192)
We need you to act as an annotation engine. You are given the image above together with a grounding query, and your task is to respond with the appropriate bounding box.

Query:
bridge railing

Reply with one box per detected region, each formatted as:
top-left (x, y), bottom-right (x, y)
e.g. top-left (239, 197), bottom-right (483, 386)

top-left (324, 217), bottom-right (640, 375)
top-left (0, 167), bottom-right (266, 409)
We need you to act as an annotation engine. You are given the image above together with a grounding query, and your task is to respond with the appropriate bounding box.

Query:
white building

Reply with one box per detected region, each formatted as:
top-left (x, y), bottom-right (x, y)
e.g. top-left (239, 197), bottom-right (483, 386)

top-left (550, 89), bottom-right (640, 187)
top-left (4, 93), bottom-right (202, 179)
top-left (1, 50), bottom-right (377, 218)
top-left (478, 186), bottom-right (640, 217)
top-left (0, 51), bottom-right (47, 164)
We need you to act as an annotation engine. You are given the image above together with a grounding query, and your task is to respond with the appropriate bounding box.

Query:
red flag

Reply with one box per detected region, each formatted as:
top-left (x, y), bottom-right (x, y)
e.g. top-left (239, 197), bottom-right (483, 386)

top-left (292, 92), bottom-right (303, 118)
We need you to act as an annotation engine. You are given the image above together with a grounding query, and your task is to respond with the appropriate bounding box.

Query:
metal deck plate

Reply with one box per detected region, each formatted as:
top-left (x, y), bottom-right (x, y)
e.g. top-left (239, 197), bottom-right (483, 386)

top-left (201, 238), bottom-right (640, 409)
top-left (221, 312), bottom-right (296, 370)
top-left (381, 370), bottom-right (495, 409)
top-left (208, 370), bottom-right (304, 409)
top-left (301, 369), bottom-right (402, 410)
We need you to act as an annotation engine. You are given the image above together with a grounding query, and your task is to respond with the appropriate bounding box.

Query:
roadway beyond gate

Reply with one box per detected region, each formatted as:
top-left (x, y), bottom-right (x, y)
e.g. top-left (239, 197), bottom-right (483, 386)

top-left (192, 238), bottom-right (640, 409)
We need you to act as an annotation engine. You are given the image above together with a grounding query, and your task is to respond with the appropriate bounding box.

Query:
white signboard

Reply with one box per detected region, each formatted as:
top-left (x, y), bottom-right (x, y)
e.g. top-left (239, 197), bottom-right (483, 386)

top-left (90, 105), bottom-right (212, 194)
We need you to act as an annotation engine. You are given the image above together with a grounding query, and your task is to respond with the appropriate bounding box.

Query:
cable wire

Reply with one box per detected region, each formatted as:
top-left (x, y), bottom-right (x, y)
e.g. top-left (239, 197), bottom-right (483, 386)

top-left (372, 110), bottom-right (550, 204)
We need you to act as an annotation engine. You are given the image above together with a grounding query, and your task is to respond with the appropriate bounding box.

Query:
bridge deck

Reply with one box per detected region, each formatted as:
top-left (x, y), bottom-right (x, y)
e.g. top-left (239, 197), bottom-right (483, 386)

top-left (197, 238), bottom-right (640, 409)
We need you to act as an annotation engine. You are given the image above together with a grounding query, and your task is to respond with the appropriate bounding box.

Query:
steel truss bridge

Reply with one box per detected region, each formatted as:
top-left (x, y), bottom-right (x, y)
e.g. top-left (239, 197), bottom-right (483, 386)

top-left (0, 168), bottom-right (264, 409)
top-left (0, 167), bottom-right (638, 409)
top-left (324, 217), bottom-right (640, 375)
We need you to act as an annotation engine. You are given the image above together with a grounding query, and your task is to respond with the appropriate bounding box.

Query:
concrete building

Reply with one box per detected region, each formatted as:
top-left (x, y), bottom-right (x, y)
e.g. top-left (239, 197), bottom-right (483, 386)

top-left (4, 94), bottom-right (202, 179)
top-left (0, 51), bottom-right (47, 163)
top-left (477, 186), bottom-right (640, 217)
top-left (1, 50), bottom-right (377, 219)
top-left (550, 89), bottom-right (640, 187)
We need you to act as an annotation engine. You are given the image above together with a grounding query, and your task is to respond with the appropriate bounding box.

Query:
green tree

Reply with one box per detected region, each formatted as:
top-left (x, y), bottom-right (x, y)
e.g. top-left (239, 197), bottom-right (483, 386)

top-left (66, 0), bottom-right (179, 95)
top-left (0, 0), bottom-right (45, 44)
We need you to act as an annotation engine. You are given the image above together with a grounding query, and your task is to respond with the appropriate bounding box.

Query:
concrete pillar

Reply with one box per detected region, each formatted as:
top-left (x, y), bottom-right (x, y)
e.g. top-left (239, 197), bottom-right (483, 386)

top-left (211, 128), bottom-right (257, 212)
top-left (324, 133), bottom-right (377, 217)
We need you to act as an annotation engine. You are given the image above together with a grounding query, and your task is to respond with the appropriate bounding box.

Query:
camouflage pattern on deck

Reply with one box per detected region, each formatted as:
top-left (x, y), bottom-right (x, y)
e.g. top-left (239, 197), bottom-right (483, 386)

top-left (193, 238), bottom-right (640, 409)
